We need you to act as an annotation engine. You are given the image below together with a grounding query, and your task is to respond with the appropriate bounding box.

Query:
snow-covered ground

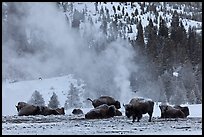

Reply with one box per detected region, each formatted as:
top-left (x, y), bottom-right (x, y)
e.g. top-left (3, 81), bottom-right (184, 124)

top-left (2, 76), bottom-right (202, 135)
top-left (2, 108), bottom-right (202, 135)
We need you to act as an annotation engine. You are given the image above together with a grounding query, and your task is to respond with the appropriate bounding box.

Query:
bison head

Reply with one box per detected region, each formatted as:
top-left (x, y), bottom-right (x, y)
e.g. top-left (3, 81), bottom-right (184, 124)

top-left (115, 101), bottom-right (121, 109)
top-left (16, 102), bottom-right (28, 112)
top-left (182, 107), bottom-right (189, 117)
top-left (107, 105), bottom-right (116, 117)
top-left (123, 104), bottom-right (133, 118)
top-left (72, 108), bottom-right (83, 115)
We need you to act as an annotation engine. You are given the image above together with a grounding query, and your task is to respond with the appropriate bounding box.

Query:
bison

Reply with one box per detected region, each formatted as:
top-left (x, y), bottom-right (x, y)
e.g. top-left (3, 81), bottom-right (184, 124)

top-left (72, 108), bottom-right (83, 115)
top-left (159, 104), bottom-right (185, 118)
top-left (16, 102), bottom-right (28, 112)
top-left (37, 106), bottom-right (61, 116)
top-left (85, 104), bottom-right (116, 119)
top-left (174, 105), bottom-right (189, 118)
top-left (123, 97), bottom-right (154, 122)
top-left (15, 102), bottom-right (64, 116)
top-left (15, 102), bottom-right (40, 116)
top-left (87, 95), bottom-right (121, 109)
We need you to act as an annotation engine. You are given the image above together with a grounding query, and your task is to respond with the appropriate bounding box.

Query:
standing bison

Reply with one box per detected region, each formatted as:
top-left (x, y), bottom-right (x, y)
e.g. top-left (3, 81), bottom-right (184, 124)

top-left (159, 104), bottom-right (185, 118)
top-left (123, 97), bottom-right (154, 122)
top-left (85, 104), bottom-right (116, 119)
top-left (87, 96), bottom-right (121, 109)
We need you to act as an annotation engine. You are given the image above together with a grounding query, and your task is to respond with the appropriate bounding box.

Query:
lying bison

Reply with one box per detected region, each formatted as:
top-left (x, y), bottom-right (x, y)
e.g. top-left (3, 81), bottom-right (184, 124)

top-left (16, 102), bottom-right (28, 112)
top-left (174, 105), bottom-right (189, 118)
top-left (85, 104), bottom-right (116, 119)
top-left (123, 97), bottom-right (154, 122)
top-left (15, 102), bottom-right (64, 116)
top-left (16, 102), bottom-right (40, 116)
top-left (38, 106), bottom-right (61, 116)
top-left (159, 104), bottom-right (185, 118)
top-left (87, 96), bottom-right (121, 109)
top-left (72, 108), bottom-right (83, 115)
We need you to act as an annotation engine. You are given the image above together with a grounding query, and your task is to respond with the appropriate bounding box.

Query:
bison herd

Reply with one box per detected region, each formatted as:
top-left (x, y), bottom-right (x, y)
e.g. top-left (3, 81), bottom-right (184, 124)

top-left (16, 95), bottom-right (190, 123)
top-left (16, 102), bottom-right (65, 116)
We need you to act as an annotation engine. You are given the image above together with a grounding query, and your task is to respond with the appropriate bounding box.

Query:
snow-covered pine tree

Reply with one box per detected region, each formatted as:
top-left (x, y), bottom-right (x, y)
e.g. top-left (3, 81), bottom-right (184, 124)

top-left (48, 92), bottom-right (60, 109)
top-left (28, 90), bottom-right (45, 106)
top-left (64, 83), bottom-right (81, 110)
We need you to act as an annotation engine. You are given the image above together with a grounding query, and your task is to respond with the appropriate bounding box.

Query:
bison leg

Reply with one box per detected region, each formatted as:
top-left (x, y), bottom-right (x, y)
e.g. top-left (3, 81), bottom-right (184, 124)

top-left (148, 112), bottom-right (153, 122)
top-left (132, 115), bottom-right (136, 122)
top-left (137, 114), bottom-right (142, 122)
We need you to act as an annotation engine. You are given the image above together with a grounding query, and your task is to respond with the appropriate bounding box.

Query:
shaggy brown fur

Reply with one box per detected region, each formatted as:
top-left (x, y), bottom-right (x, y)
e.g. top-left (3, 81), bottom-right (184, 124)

top-left (15, 102), bottom-right (28, 112)
top-left (15, 102), bottom-right (64, 116)
top-left (123, 98), bottom-right (154, 122)
top-left (15, 102), bottom-right (40, 116)
top-left (72, 108), bottom-right (83, 115)
top-left (38, 106), bottom-right (60, 116)
top-left (174, 105), bottom-right (189, 118)
top-left (87, 96), bottom-right (121, 109)
top-left (85, 104), bottom-right (116, 119)
top-left (159, 104), bottom-right (185, 118)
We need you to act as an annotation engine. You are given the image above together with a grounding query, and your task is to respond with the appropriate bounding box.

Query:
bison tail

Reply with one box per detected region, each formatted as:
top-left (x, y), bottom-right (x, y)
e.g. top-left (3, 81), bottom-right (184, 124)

top-left (87, 98), bottom-right (93, 103)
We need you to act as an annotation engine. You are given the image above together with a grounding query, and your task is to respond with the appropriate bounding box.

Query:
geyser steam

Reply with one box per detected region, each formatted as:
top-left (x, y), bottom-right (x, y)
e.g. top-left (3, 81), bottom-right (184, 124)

top-left (2, 2), bottom-right (139, 104)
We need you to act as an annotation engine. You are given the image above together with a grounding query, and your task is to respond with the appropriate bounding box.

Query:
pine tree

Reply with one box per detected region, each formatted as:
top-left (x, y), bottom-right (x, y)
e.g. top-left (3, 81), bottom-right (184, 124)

top-left (187, 26), bottom-right (197, 66)
top-left (28, 90), bottom-right (45, 106)
top-left (175, 21), bottom-right (188, 65)
top-left (158, 16), bottom-right (168, 39)
top-left (135, 9), bottom-right (138, 16)
top-left (117, 5), bottom-right (120, 11)
top-left (48, 92), bottom-right (60, 109)
top-left (64, 83), bottom-right (81, 109)
top-left (100, 14), bottom-right (107, 35)
top-left (135, 20), bottom-right (145, 55)
top-left (170, 10), bottom-right (180, 43)
top-left (112, 6), bottom-right (116, 14)
top-left (100, 6), bottom-right (104, 15)
top-left (94, 2), bottom-right (98, 13)
top-left (136, 20), bottom-right (144, 45)
top-left (122, 7), bottom-right (125, 16)
top-left (72, 9), bottom-right (80, 29)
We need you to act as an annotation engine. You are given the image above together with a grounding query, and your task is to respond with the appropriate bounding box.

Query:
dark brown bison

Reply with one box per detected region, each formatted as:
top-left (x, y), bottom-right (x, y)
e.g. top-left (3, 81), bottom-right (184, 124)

top-left (87, 96), bottom-right (121, 109)
top-left (15, 102), bottom-right (40, 116)
top-left (16, 102), bottom-right (64, 116)
top-left (174, 105), bottom-right (189, 118)
top-left (85, 104), bottom-right (116, 119)
top-left (16, 102), bottom-right (28, 112)
top-left (38, 106), bottom-right (61, 116)
top-left (123, 98), bottom-right (154, 122)
top-left (72, 108), bottom-right (83, 115)
top-left (159, 104), bottom-right (185, 118)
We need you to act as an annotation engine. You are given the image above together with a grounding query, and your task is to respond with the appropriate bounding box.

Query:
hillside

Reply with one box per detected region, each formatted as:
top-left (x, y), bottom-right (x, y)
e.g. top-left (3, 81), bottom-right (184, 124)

top-left (2, 2), bottom-right (202, 108)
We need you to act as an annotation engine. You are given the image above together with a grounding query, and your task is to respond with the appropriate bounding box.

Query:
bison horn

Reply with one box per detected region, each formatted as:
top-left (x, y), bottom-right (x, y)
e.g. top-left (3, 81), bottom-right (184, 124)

top-left (123, 104), bottom-right (127, 108)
